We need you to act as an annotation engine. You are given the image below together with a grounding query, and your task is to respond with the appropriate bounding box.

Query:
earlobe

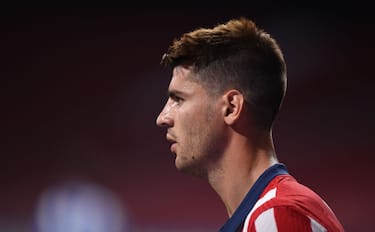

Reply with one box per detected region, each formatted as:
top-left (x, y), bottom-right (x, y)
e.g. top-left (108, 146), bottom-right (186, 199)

top-left (223, 90), bottom-right (244, 125)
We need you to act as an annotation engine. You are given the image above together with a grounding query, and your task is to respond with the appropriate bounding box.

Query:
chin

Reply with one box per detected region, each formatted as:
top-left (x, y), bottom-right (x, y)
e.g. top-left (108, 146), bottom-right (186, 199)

top-left (175, 161), bottom-right (205, 178)
top-left (175, 160), bottom-right (190, 172)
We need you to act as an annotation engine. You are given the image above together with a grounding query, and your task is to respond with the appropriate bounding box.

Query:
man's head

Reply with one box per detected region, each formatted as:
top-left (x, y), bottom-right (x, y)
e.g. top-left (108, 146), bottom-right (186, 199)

top-left (156, 17), bottom-right (287, 177)
top-left (161, 17), bottom-right (287, 131)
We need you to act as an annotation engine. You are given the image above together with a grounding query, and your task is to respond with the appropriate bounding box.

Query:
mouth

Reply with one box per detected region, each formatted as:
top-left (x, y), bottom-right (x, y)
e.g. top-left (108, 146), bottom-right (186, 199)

top-left (166, 134), bottom-right (177, 153)
top-left (166, 133), bottom-right (176, 143)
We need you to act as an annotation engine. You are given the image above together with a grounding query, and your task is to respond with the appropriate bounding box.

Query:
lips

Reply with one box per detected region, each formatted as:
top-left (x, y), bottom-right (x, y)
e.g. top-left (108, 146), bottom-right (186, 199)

top-left (166, 133), bottom-right (176, 143)
top-left (166, 133), bottom-right (177, 153)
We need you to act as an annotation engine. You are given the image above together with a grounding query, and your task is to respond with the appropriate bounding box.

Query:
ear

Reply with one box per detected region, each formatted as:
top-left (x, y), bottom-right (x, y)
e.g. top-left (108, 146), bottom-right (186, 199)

top-left (222, 90), bottom-right (245, 125)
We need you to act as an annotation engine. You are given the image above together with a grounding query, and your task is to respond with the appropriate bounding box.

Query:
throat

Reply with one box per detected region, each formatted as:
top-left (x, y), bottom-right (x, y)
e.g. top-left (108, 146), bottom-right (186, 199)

top-left (207, 154), bottom-right (278, 217)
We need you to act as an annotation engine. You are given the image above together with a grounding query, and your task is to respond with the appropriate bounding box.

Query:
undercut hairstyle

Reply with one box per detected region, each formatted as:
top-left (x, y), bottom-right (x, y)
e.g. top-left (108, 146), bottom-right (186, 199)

top-left (161, 17), bottom-right (287, 130)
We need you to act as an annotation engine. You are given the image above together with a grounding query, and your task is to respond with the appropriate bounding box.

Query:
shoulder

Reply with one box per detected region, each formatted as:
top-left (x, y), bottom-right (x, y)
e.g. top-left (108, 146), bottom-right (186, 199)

top-left (244, 205), bottom-right (327, 232)
top-left (242, 175), bottom-right (344, 232)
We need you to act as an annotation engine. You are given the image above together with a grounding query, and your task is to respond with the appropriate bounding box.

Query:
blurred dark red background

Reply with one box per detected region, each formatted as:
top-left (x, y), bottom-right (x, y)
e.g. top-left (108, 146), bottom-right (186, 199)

top-left (1, 2), bottom-right (374, 231)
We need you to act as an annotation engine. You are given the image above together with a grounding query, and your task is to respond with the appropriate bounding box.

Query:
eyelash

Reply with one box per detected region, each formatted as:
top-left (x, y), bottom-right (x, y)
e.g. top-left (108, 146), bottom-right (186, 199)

top-left (171, 95), bottom-right (183, 103)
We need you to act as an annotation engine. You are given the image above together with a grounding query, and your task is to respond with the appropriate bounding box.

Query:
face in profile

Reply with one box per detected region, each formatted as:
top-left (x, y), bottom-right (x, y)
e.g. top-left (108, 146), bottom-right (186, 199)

top-left (156, 66), bottom-right (227, 177)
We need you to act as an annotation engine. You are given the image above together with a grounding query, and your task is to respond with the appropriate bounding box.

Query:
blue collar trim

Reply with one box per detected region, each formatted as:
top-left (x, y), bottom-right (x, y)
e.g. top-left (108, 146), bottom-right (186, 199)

top-left (219, 163), bottom-right (289, 232)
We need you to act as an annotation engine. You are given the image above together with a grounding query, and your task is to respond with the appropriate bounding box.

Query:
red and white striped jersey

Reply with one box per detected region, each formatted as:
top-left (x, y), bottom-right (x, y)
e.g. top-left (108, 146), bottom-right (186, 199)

top-left (241, 175), bottom-right (344, 232)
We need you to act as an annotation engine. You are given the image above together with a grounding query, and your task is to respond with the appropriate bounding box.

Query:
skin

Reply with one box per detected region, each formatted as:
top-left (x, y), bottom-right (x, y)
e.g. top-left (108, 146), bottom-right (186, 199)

top-left (156, 65), bottom-right (278, 217)
top-left (156, 66), bottom-right (227, 177)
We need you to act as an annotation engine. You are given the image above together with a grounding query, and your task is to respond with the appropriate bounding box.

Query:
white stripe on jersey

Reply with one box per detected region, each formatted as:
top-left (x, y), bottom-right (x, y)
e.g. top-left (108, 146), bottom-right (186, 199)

top-left (242, 188), bottom-right (277, 231)
top-left (254, 208), bottom-right (277, 232)
top-left (240, 185), bottom-right (328, 232)
top-left (310, 217), bottom-right (327, 232)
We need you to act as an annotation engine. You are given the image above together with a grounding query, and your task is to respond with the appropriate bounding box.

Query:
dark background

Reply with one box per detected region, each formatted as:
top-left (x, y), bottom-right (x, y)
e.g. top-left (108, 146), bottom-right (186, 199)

top-left (1, 2), bottom-right (374, 231)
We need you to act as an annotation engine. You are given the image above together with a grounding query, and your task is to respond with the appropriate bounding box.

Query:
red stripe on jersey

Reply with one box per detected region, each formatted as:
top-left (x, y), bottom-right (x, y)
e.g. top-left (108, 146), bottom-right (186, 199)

top-left (274, 206), bottom-right (313, 232)
top-left (243, 175), bottom-right (344, 232)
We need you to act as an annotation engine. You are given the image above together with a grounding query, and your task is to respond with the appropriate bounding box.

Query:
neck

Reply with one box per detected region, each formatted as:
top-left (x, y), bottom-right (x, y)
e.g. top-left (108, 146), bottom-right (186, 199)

top-left (207, 131), bottom-right (278, 217)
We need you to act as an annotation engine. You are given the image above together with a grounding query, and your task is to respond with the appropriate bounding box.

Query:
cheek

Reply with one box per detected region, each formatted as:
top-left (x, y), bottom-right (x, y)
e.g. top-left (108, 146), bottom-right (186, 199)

top-left (184, 111), bottom-right (218, 147)
top-left (178, 101), bottom-right (221, 146)
top-left (178, 112), bottom-right (204, 147)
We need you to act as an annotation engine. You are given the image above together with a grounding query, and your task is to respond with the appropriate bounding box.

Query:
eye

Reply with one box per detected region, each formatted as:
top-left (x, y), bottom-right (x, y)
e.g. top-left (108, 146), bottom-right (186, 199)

top-left (168, 91), bottom-right (185, 106)
top-left (171, 95), bottom-right (184, 104)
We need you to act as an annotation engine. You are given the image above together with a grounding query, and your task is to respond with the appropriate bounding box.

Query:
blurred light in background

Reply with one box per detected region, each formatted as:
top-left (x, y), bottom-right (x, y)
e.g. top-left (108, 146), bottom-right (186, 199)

top-left (33, 180), bottom-right (132, 232)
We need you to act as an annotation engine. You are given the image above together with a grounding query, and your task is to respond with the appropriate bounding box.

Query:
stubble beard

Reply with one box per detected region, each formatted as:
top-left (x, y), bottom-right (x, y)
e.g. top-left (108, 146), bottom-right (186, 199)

top-left (175, 105), bottom-right (222, 179)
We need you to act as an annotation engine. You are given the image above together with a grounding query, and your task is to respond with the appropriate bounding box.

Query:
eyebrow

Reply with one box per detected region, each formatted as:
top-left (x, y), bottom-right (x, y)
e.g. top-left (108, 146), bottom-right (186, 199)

top-left (167, 89), bottom-right (186, 98)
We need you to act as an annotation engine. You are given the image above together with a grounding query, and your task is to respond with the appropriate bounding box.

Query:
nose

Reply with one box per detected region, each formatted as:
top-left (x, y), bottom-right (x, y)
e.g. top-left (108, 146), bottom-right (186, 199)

top-left (156, 102), bottom-right (174, 127)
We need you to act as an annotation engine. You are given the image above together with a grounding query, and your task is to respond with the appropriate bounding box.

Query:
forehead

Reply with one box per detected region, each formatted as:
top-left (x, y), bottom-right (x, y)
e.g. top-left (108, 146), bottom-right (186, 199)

top-left (172, 66), bottom-right (192, 80)
top-left (168, 66), bottom-right (202, 94)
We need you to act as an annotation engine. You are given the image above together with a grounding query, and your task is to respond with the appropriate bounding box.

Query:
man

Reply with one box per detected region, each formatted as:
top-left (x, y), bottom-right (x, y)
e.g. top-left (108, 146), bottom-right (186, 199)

top-left (156, 17), bottom-right (344, 231)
